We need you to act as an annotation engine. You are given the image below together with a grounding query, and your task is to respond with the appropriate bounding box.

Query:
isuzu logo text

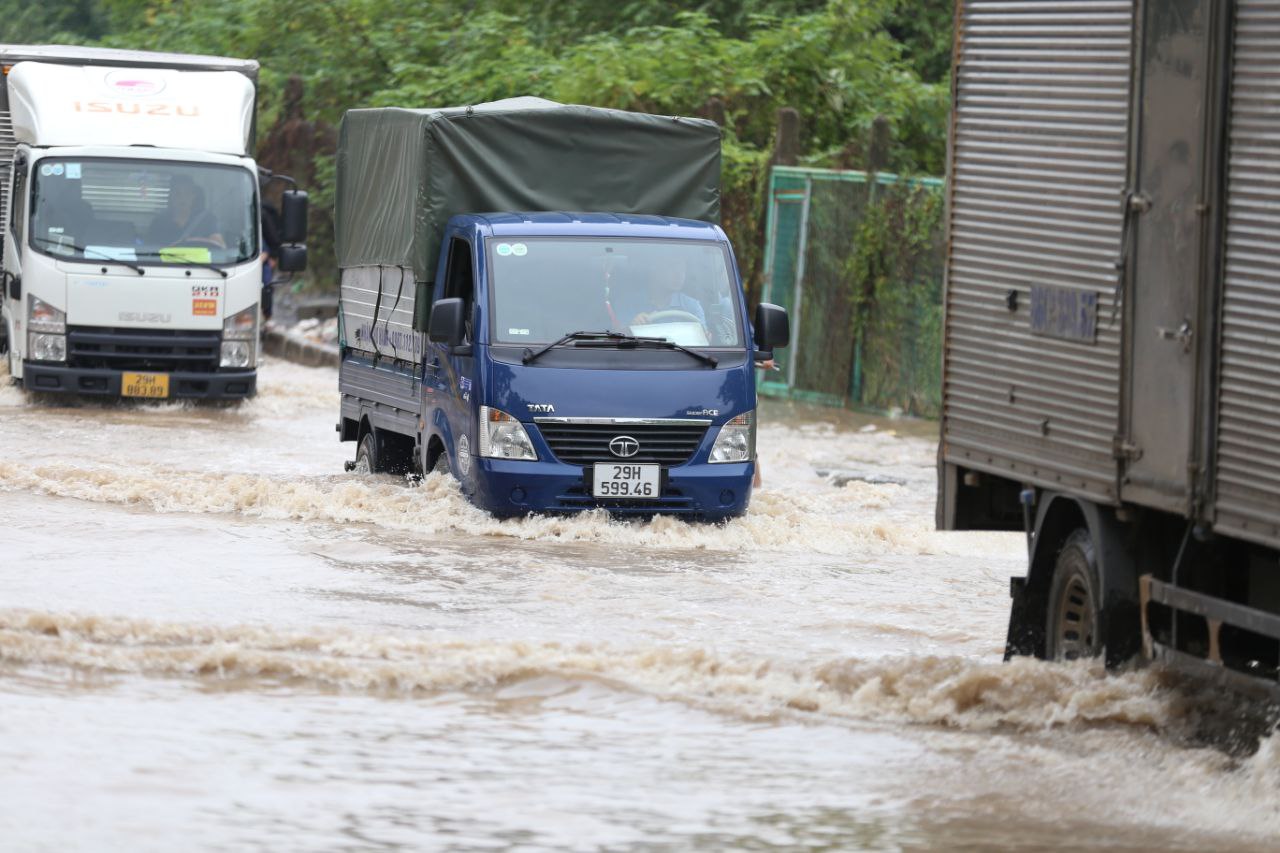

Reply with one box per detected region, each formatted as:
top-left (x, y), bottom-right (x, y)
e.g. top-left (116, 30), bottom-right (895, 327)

top-left (74, 101), bottom-right (201, 117)
top-left (609, 436), bottom-right (640, 458)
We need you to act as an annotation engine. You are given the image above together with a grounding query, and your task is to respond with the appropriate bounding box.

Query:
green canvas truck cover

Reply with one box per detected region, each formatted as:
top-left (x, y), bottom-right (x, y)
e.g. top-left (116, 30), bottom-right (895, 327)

top-left (335, 97), bottom-right (721, 329)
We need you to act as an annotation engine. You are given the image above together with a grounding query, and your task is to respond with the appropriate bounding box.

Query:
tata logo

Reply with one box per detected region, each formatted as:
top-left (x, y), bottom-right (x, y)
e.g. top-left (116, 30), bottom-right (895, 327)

top-left (609, 435), bottom-right (640, 458)
top-left (527, 403), bottom-right (555, 413)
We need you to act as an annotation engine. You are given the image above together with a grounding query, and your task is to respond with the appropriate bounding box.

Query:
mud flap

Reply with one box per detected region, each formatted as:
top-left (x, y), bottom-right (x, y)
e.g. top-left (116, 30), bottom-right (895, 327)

top-left (1004, 575), bottom-right (1037, 660)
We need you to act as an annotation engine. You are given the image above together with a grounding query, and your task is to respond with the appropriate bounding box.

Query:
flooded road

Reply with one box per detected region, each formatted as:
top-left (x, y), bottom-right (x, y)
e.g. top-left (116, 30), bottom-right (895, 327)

top-left (1, 360), bottom-right (1277, 851)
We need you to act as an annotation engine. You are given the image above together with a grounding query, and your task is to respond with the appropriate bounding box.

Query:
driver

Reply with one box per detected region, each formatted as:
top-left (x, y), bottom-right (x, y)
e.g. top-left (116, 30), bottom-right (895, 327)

top-left (146, 175), bottom-right (224, 248)
top-left (620, 254), bottom-right (706, 329)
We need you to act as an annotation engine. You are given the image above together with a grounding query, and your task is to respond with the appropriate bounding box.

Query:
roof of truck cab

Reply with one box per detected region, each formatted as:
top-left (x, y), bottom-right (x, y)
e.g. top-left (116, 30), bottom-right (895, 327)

top-left (462, 212), bottom-right (726, 240)
top-left (0, 44), bottom-right (258, 77)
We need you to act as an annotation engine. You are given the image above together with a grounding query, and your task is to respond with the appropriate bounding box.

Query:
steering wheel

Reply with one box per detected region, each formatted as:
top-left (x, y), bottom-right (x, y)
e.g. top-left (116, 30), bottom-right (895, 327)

top-left (640, 309), bottom-right (702, 325)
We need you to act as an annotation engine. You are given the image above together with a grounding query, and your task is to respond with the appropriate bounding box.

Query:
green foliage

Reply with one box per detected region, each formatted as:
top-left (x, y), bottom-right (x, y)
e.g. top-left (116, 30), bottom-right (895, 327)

top-left (51, 0), bottom-right (950, 292)
top-left (0, 0), bottom-right (106, 42)
top-left (846, 181), bottom-right (945, 417)
top-left (884, 0), bottom-right (955, 83)
top-left (719, 139), bottom-right (771, 298)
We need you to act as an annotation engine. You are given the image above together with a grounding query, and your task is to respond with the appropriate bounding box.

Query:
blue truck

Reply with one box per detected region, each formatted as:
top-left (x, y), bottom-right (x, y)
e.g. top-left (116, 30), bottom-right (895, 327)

top-left (334, 99), bottom-right (788, 519)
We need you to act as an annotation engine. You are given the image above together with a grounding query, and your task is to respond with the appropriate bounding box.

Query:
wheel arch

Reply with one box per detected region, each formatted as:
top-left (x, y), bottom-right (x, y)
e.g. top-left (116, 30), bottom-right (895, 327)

top-left (355, 414), bottom-right (373, 445)
top-left (1006, 492), bottom-right (1142, 667)
top-left (423, 433), bottom-right (446, 472)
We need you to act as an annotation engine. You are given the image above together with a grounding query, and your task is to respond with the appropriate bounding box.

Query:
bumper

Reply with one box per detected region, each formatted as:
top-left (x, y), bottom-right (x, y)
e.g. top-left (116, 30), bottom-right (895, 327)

top-left (22, 362), bottom-right (257, 400)
top-left (467, 457), bottom-right (754, 521)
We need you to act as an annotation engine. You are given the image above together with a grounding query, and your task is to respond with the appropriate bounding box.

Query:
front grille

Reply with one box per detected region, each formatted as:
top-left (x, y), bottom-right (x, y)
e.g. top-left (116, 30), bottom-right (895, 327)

top-left (67, 326), bottom-right (221, 372)
top-left (535, 419), bottom-right (710, 466)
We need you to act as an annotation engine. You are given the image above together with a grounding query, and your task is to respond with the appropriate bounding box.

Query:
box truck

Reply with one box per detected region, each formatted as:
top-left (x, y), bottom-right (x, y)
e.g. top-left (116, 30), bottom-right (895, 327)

top-left (0, 45), bottom-right (307, 400)
top-left (938, 1), bottom-right (1280, 693)
top-left (335, 98), bottom-right (789, 519)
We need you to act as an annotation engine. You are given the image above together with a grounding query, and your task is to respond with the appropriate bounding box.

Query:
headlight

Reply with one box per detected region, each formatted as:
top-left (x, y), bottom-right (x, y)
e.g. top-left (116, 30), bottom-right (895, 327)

top-left (28, 295), bottom-right (66, 334)
top-left (222, 304), bottom-right (258, 340)
top-left (709, 410), bottom-right (755, 463)
top-left (478, 405), bottom-right (538, 460)
top-left (220, 339), bottom-right (255, 369)
top-left (29, 332), bottom-right (66, 362)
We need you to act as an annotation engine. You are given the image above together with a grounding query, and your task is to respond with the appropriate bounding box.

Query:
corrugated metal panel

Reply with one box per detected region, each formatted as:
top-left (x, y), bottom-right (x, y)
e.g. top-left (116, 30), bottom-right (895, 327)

top-left (1213, 0), bottom-right (1280, 546)
top-left (941, 0), bottom-right (1132, 501)
top-left (0, 110), bottom-right (14, 257)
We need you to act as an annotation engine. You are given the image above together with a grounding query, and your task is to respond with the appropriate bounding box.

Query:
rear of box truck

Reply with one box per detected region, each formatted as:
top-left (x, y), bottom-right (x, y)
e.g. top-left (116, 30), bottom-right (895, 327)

top-left (939, 1), bottom-right (1280, 695)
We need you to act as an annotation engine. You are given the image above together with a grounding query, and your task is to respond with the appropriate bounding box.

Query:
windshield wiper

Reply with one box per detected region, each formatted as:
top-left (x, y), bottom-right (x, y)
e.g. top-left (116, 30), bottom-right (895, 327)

top-left (522, 330), bottom-right (718, 367)
top-left (586, 335), bottom-right (718, 367)
top-left (137, 251), bottom-right (229, 278)
top-left (33, 237), bottom-right (145, 274)
top-left (522, 331), bottom-right (634, 365)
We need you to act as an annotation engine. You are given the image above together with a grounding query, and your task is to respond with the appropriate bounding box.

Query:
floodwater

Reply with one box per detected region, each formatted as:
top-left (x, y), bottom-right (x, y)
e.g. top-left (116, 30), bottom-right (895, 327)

top-left (1, 359), bottom-right (1277, 851)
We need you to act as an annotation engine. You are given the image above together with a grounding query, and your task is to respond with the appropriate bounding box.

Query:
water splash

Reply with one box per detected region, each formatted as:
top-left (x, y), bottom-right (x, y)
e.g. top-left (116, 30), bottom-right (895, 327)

top-left (0, 609), bottom-right (1185, 734)
top-left (0, 356), bottom-right (24, 408)
top-left (0, 458), bottom-right (948, 554)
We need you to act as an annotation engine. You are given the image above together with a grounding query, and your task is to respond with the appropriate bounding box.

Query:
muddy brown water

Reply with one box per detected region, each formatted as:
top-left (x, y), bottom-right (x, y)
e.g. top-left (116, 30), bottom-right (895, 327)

top-left (0, 359), bottom-right (1277, 851)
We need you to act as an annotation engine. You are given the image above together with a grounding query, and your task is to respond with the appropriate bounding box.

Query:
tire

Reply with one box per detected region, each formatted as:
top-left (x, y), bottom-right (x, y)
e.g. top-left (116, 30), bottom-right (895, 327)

top-left (354, 433), bottom-right (379, 475)
top-left (432, 448), bottom-right (450, 475)
top-left (1045, 529), bottom-right (1103, 661)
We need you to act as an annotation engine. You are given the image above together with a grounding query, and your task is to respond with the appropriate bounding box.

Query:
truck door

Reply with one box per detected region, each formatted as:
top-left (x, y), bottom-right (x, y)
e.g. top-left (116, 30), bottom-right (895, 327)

top-left (1121, 0), bottom-right (1215, 512)
top-left (427, 234), bottom-right (478, 478)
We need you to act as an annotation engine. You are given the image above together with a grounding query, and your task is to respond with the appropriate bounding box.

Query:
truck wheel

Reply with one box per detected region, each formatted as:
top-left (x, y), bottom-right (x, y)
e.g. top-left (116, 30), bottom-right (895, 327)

top-left (1045, 529), bottom-right (1102, 661)
top-left (432, 448), bottom-right (450, 476)
top-left (355, 434), bottom-right (379, 475)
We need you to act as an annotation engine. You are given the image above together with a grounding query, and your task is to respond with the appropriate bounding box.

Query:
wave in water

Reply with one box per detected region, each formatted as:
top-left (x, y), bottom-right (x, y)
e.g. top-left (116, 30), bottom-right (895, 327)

top-left (0, 458), bottom-right (961, 555)
top-left (0, 609), bottom-right (1187, 735)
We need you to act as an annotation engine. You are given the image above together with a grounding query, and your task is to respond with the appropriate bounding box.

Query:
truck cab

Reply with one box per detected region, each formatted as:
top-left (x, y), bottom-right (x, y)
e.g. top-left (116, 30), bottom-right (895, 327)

top-left (409, 212), bottom-right (787, 519)
top-left (0, 45), bottom-right (306, 400)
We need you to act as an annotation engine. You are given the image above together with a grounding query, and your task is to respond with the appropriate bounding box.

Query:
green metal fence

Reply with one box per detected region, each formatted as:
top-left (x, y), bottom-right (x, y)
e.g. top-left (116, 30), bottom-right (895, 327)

top-left (759, 165), bottom-right (945, 417)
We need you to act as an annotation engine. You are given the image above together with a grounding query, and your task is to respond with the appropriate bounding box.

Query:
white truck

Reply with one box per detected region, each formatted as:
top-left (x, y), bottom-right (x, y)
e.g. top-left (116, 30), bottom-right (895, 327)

top-left (0, 45), bottom-right (307, 400)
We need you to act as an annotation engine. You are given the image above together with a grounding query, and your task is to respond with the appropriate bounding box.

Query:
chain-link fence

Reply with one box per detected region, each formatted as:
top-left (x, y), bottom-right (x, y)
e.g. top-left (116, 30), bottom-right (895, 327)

top-left (759, 166), bottom-right (944, 417)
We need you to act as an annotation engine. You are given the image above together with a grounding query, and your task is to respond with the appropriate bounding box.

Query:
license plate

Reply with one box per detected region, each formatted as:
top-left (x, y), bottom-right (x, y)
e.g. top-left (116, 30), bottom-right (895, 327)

top-left (592, 463), bottom-right (660, 499)
top-left (121, 372), bottom-right (170, 398)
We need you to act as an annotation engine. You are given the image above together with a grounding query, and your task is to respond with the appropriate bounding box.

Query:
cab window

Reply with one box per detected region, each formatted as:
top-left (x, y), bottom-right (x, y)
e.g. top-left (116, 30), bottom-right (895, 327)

top-left (443, 237), bottom-right (475, 342)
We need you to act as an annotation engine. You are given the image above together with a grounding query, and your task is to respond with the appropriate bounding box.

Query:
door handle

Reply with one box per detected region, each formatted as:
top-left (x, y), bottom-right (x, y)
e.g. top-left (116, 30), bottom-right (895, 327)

top-left (1157, 320), bottom-right (1193, 352)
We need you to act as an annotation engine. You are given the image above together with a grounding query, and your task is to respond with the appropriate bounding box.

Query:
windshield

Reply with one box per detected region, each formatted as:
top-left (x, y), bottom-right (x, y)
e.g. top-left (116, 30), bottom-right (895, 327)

top-left (29, 158), bottom-right (257, 267)
top-left (488, 237), bottom-right (743, 348)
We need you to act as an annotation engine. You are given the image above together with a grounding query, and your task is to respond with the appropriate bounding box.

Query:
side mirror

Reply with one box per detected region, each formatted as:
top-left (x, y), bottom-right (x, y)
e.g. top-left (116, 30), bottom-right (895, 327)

top-left (277, 244), bottom-right (307, 273)
top-left (3, 272), bottom-right (19, 301)
top-left (428, 297), bottom-right (466, 348)
top-left (281, 190), bottom-right (309, 244)
top-left (754, 302), bottom-right (790, 351)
